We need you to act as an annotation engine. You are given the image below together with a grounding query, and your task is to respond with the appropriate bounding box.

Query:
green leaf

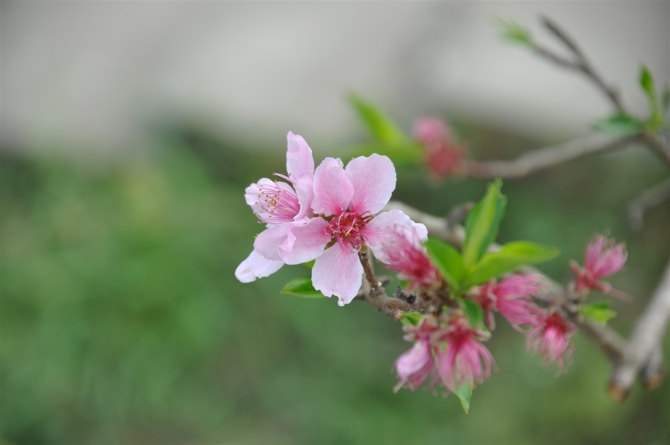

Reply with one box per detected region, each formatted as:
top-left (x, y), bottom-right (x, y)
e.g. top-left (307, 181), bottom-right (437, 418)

top-left (280, 276), bottom-right (325, 299)
top-left (466, 241), bottom-right (559, 286)
top-left (345, 141), bottom-right (422, 166)
top-left (592, 113), bottom-right (644, 136)
top-left (303, 260), bottom-right (315, 269)
top-left (662, 87), bottom-right (669, 113)
top-left (424, 238), bottom-right (465, 291)
top-left (463, 179), bottom-right (507, 268)
top-left (348, 93), bottom-right (407, 146)
top-left (494, 16), bottom-right (533, 45)
top-left (579, 301), bottom-right (616, 324)
top-left (400, 312), bottom-right (423, 326)
top-left (640, 65), bottom-right (655, 103)
top-left (461, 299), bottom-right (484, 329)
top-left (454, 384), bottom-right (472, 414)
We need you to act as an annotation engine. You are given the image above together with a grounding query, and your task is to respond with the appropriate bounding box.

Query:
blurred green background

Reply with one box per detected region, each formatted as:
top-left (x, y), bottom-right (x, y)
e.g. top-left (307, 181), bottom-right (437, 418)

top-left (1, 120), bottom-right (669, 444)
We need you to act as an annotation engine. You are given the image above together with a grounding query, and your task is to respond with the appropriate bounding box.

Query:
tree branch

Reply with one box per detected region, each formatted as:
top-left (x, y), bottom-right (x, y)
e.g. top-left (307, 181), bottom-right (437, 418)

top-left (465, 133), bottom-right (630, 179)
top-left (527, 16), bottom-right (670, 167)
top-left (627, 177), bottom-right (670, 231)
top-left (609, 259), bottom-right (670, 400)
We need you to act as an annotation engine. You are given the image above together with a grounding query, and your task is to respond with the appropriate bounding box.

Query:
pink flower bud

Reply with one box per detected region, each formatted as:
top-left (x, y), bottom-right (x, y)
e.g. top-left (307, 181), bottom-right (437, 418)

top-left (526, 311), bottom-right (575, 372)
top-left (413, 118), bottom-right (467, 179)
top-left (571, 234), bottom-right (628, 297)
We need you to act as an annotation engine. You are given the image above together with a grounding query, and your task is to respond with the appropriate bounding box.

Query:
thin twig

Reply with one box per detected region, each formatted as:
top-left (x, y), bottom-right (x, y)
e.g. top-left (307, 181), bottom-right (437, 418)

top-left (357, 249), bottom-right (424, 320)
top-left (465, 133), bottom-right (630, 179)
top-left (527, 17), bottom-right (670, 167)
top-left (627, 177), bottom-right (670, 231)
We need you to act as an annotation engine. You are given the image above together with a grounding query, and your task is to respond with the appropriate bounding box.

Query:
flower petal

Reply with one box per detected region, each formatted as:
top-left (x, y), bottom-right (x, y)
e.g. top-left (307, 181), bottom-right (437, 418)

top-left (312, 242), bottom-right (363, 306)
top-left (363, 209), bottom-right (428, 263)
top-left (278, 218), bottom-right (331, 264)
top-left (292, 172), bottom-right (314, 220)
top-left (345, 154), bottom-right (396, 215)
top-left (253, 223), bottom-right (294, 261)
top-left (311, 157), bottom-right (354, 216)
top-left (286, 132), bottom-right (315, 179)
top-left (235, 251), bottom-right (284, 283)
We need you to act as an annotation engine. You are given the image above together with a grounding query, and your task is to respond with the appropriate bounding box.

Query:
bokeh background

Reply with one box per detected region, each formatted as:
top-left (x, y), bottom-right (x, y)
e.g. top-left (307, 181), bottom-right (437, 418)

top-left (2, 2), bottom-right (669, 444)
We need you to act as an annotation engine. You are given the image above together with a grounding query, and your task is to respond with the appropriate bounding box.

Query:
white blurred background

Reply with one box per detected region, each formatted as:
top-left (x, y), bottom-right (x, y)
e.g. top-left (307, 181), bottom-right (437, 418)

top-left (2, 1), bottom-right (668, 158)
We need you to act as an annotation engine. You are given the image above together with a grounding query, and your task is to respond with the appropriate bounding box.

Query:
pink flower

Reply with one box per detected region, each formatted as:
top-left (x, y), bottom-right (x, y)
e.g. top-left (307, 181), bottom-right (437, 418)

top-left (394, 319), bottom-right (440, 392)
top-left (235, 132), bottom-right (316, 282)
top-left (571, 234), bottom-right (628, 297)
top-left (475, 275), bottom-right (543, 331)
top-left (434, 317), bottom-right (495, 391)
top-left (378, 227), bottom-right (439, 291)
top-left (414, 118), bottom-right (466, 179)
top-left (291, 154), bottom-right (426, 306)
top-left (526, 311), bottom-right (575, 372)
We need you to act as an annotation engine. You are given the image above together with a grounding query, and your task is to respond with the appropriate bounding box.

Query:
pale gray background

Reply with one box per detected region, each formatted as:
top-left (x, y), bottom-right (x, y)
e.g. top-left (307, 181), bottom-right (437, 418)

top-left (2, 1), bottom-right (669, 158)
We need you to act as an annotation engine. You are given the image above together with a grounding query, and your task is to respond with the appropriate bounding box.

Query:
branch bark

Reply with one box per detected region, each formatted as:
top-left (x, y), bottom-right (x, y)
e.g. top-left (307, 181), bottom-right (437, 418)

top-left (465, 133), bottom-right (630, 179)
top-left (609, 259), bottom-right (670, 400)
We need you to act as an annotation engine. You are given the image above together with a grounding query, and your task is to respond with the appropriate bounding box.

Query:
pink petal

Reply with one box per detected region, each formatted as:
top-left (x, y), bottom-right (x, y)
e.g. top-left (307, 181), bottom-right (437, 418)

top-left (292, 172), bottom-right (314, 220)
top-left (311, 157), bottom-right (354, 216)
top-left (286, 132), bottom-right (315, 179)
top-left (244, 178), bottom-right (273, 215)
top-left (278, 218), bottom-right (331, 264)
top-left (235, 251), bottom-right (284, 283)
top-left (363, 210), bottom-right (428, 262)
top-left (345, 154), bottom-right (396, 215)
top-left (312, 242), bottom-right (363, 306)
top-left (253, 223), bottom-right (294, 261)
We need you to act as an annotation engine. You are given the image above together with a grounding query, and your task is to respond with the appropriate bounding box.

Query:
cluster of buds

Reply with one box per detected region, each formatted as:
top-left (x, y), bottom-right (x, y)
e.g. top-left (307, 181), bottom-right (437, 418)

top-left (394, 315), bottom-right (494, 393)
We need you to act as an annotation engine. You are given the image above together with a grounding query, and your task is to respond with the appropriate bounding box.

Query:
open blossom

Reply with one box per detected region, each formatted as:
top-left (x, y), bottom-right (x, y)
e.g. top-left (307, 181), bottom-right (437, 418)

top-left (287, 154), bottom-right (426, 306)
top-left (434, 317), bottom-right (495, 391)
top-left (474, 274), bottom-right (543, 331)
top-left (414, 118), bottom-right (466, 179)
top-left (378, 227), bottom-right (439, 291)
top-left (235, 133), bottom-right (427, 306)
top-left (526, 311), bottom-right (575, 372)
top-left (571, 234), bottom-right (628, 296)
top-left (235, 132), bottom-right (316, 283)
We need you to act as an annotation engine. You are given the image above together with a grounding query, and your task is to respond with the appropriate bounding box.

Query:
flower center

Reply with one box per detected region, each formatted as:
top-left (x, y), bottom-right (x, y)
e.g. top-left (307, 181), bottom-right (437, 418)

top-left (255, 178), bottom-right (300, 224)
top-left (327, 211), bottom-right (373, 250)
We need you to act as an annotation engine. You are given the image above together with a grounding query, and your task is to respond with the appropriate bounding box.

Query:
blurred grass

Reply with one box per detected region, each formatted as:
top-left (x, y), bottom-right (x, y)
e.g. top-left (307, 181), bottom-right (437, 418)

top-left (1, 125), bottom-right (669, 444)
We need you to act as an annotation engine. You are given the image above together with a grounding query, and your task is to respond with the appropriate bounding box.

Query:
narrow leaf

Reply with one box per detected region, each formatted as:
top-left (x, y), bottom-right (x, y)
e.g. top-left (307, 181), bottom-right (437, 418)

top-left (592, 113), bottom-right (643, 136)
top-left (348, 93), bottom-right (407, 146)
top-left (494, 17), bottom-right (533, 45)
top-left (579, 301), bottom-right (616, 324)
top-left (461, 299), bottom-right (484, 329)
top-left (639, 65), bottom-right (655, 102)
top-left (424, 238), bottom-right (465, 291)
top-left (463, 179), bottom-right (507, 268)
top-left (281, 276), bottom-right (325, 299)
top-left (345, 141), bottom-right (422, 166)
top-left (455, 384), bottom-right (472, 414)
top-left (466, 241), bottom-right (559, 286)
top-left (400, 312), bottom-right (423, 326)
